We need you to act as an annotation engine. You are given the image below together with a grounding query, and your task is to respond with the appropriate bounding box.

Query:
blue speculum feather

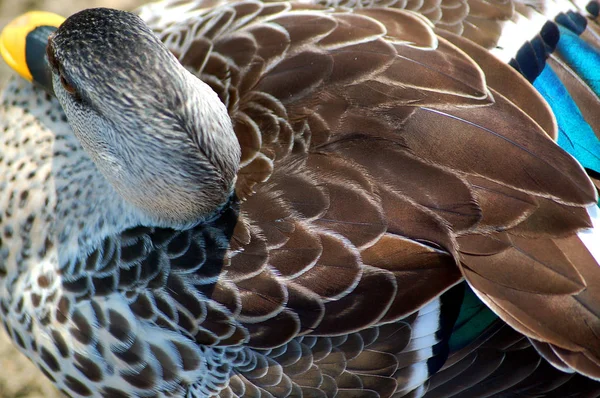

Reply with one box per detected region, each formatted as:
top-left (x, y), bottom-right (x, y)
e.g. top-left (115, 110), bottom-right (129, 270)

top-left (533, 64), bottom-right (600, 178)
top-left (556, 24), bottom-right (600, 94)
top-left (534, 25), bottom-right (600, 204)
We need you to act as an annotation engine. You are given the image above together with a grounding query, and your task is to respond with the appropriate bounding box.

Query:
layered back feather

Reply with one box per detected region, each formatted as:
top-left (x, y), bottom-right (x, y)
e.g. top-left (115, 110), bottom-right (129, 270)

top-left (0, 0), bottom-right (600, 396)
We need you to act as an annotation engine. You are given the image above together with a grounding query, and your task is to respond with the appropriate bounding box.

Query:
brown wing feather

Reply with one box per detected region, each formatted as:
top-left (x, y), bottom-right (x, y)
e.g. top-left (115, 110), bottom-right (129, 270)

top-left (438, 29), bottom-right (558, 139)
top-left (144, 1), bottom-right (600, 394)
top-left (189, 0), bottom-right (590, 345)
top-left (461, 234), bottom-right (600, 379)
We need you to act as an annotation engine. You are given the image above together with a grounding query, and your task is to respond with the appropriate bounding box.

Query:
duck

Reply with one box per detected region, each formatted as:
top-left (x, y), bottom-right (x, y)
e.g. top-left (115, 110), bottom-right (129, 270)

top-left (0, 0), bottom-right (599, 397)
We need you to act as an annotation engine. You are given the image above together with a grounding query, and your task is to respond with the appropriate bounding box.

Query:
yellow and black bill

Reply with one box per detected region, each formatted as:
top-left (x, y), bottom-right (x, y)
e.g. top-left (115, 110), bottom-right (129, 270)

top-left (0, 11), bottom-right (65, 95)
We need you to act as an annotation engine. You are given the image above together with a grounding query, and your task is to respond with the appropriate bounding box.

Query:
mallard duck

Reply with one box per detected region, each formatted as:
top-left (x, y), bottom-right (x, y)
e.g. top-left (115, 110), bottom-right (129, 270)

top-left (0, 0), bottom-right (600, 396)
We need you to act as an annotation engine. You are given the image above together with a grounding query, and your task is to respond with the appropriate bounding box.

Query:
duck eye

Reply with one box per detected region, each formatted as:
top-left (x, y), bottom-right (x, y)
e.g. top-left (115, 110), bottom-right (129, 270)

top-left (46, 39), bottom-right (78, 98)
top-left (59, 73), bottom-right (78, 97)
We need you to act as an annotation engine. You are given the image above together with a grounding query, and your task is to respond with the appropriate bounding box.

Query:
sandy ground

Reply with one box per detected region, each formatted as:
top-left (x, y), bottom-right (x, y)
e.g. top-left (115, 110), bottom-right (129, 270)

top-left (0, 1), bottom-right (146, 396)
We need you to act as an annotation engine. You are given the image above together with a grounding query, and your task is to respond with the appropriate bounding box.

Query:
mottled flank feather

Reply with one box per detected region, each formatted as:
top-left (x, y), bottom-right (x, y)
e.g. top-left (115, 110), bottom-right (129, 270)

top-left (0, 0), bottom-right (599, 397)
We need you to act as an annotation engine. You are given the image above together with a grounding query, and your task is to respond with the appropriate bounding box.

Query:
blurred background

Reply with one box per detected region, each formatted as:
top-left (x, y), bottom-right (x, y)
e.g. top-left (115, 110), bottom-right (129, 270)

top-left (0, 1), bottom-right (146, 396)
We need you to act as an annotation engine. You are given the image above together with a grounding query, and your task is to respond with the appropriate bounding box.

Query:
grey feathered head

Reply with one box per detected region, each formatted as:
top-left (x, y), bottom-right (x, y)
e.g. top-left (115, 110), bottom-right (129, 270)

top-left (46, 8), bottom-right (240, 229)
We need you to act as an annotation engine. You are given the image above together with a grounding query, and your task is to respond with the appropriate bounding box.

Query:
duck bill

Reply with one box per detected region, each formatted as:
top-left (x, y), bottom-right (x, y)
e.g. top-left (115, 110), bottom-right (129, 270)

top-left (0, 11), bottom-right (65, 95)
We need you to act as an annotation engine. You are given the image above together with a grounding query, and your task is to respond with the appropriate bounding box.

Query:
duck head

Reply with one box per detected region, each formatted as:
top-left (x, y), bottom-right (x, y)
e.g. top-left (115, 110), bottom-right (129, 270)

top-left (4, 8), bottom-right (241, 230)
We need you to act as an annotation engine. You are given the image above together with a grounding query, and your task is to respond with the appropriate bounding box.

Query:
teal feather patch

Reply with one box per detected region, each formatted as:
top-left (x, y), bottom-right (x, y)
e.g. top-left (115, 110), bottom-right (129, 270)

top-left (533, 64), bottom-right (600, 179)
top-left (448, 283), bottom-right (498, 352)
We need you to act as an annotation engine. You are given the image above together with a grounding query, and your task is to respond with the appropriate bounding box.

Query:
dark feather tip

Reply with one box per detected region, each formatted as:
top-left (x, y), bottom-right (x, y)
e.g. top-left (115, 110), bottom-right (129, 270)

top-left (555, 11), bottom-right (587, 35)
top-left (515, 42), bottom-right (544, 82)
top-left (587, 1), bottom-right (600, 17)
top-left (540, 21), bottom-right (561, 51)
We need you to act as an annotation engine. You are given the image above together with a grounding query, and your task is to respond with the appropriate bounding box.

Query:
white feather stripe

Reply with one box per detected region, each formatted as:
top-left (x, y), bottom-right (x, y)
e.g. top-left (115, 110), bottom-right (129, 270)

top-left (578, 205), bottom-right (600, 265)
top-left (394, 361), bottom-right (430, 396)
top-left (570, 0), bottom-right (594, 12)
top-left (491, 0), bottom-right (587, 63)
top-left (491, 11), bottom-right (550, 63)
top-left (410, 306), bottom-right (441, 339)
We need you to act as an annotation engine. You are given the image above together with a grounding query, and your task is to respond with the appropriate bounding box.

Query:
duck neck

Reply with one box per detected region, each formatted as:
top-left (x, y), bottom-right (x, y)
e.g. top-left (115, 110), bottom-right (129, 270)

top-left (0, 80), bottom-right (144, 282)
